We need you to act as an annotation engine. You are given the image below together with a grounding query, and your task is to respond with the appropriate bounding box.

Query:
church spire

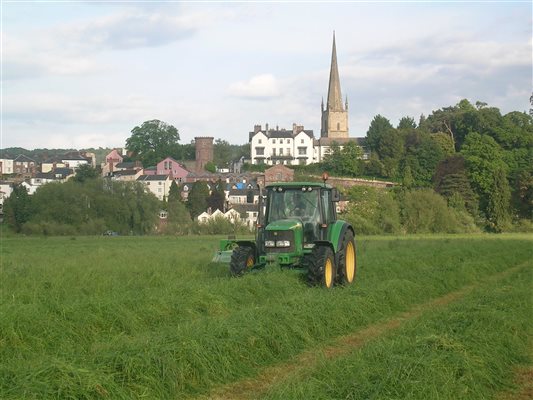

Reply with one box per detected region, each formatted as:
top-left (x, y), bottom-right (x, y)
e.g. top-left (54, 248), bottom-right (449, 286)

top-left (326, 31), bottom-right (344, 112)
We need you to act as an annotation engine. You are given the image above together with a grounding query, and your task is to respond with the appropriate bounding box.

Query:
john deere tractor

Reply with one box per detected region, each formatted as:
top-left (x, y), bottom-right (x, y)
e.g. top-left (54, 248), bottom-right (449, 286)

top-left (214, 180), bottom-right (356, 288)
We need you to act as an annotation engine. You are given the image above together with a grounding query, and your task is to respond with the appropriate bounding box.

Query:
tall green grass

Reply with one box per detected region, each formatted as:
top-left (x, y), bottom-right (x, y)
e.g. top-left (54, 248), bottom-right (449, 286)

top-left (1, 234), bottom-right (531, 398)
top-left (260, 264), bottom-right (532, 399)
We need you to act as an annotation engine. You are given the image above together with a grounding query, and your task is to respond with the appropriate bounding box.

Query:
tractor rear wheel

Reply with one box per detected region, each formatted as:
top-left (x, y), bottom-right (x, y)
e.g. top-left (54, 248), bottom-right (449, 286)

top-left (307, 246), bottom-right (336, 288)
top-left (337, 230), bottom-right (356, 285)
top-left (230, 246), bottom-right (255, 277)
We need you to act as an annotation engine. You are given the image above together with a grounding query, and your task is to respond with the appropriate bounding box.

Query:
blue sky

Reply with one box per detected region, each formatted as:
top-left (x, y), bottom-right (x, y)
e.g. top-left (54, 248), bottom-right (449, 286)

top-left (1, 1), bottom-right (531, 149)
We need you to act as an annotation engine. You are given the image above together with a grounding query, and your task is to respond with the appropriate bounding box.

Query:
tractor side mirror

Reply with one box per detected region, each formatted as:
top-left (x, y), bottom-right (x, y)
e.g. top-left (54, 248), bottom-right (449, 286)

top-left (331, 188), bottom-right (341, 202)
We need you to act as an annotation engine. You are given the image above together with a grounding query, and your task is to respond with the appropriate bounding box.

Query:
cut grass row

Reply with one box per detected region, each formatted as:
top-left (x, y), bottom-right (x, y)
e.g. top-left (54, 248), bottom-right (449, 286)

top-left (258, 262), bottom-right (533, 399)
top-left (1, 234), bottom-right (531, 399)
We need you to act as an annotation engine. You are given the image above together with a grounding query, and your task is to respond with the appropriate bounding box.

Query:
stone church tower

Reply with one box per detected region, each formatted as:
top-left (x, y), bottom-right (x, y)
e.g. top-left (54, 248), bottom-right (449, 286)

top-left (321, 33), bottom-right (349, 139)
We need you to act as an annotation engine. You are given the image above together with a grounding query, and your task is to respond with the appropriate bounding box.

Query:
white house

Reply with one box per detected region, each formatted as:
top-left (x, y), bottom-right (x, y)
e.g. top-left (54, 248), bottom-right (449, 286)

top-left (250, 123), bottom-right (316, 166)
top-left (197, 208), bottom-right (243, 225)
top-left (137, 175), bottom-right (172, 201)
top-left (0, 157), bottom-right (14, 175)
top-left (249, 123), bottom-right (368, 166)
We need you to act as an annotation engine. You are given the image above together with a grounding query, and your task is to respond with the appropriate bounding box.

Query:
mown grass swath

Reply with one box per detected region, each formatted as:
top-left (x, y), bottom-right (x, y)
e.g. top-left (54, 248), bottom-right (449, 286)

top-left (260, 263), bottom-right (532, 400)
top-left (1, 234), bottom-right (531, 398)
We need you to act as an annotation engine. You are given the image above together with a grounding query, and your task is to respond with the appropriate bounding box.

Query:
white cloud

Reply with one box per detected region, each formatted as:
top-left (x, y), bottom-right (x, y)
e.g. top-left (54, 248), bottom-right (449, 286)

top-left (228, 74), bottom-right (281, 99)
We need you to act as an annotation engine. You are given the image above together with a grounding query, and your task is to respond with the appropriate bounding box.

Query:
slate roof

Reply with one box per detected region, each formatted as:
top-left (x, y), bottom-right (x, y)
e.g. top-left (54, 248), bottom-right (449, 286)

top-left (115, 161), bottom-right (143, 169)
top-left (137, 174), bottom-right (170, 181)
top-left (14, 154), bottom-right (36, 163)
top-left (249, 128), bottom-right (315, 141)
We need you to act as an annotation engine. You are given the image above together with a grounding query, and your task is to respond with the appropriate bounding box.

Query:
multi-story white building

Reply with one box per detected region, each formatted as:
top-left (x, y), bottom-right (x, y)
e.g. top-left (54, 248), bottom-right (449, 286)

top-left (250, 123), bottom-right (317, 166)
top-left (249, 33), bottom-right (368, 166)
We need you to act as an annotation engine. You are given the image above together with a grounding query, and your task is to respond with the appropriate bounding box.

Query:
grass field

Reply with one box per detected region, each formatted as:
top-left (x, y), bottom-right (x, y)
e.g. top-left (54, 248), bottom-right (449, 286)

top-left (1, 234), bottom-right (531, 399)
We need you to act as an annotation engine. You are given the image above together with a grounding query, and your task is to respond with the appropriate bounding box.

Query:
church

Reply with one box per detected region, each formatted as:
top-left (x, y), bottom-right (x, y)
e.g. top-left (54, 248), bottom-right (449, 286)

top-left (249, 33), bottom-right (366, 166)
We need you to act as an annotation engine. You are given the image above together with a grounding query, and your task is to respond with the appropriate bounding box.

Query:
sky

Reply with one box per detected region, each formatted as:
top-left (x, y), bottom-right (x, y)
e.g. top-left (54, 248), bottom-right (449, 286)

top-left (1, 1), bottom-right (531, 150)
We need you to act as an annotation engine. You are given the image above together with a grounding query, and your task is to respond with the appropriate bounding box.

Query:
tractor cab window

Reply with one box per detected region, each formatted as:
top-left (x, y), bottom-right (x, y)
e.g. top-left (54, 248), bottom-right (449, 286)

top-left (321, 189), bottom-right (335, 223)
top-left (266, 188), bottom-right (320, 225)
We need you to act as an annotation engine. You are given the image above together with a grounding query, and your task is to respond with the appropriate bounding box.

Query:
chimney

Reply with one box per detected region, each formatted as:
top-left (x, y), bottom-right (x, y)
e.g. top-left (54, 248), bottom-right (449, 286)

top-left (254, 124), bottom-right (261, 133)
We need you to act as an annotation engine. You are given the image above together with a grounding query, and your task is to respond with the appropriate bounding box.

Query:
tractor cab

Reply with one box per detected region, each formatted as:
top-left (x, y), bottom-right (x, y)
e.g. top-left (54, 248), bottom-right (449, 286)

top-left (263, 183), bottom-right (337, 245)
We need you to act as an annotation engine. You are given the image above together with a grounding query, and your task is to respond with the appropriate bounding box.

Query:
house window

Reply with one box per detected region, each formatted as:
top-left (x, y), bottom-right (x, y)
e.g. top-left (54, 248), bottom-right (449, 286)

top-left (272, 148), bottom-right (276, 156)
top-left (279, 139), bottom-right (283, 144)
top-left (298, 147), bottom-right (307, 155)
top-left (301, 139), bottom-right (304, 144)
top-left (337, 122), bottom-right (340, 130)
top-left (286, 148), bottom-right (291, 156)
top-left (258, 139), bottom-right (262, 144)
top-left (279, 148), bottom-right (283, 155)
top-left (272, 139), bottom-right (276, 144)
top-left (255, 147), bottom-right (265, 156)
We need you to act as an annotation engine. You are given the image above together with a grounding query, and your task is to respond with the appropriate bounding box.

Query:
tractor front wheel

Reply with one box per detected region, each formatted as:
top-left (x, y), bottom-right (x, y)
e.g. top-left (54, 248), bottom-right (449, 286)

top-left (307, 246), bottom-right (336, 288)
top-left (230, 246), bottom-right (255, 277)
top-left (337, 230), bottom-right (356, 285)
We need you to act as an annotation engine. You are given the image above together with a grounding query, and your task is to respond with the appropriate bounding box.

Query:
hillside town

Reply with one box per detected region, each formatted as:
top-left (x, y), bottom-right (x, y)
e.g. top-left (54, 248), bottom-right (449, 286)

top-left (0, 34), bottom-right (371, 228)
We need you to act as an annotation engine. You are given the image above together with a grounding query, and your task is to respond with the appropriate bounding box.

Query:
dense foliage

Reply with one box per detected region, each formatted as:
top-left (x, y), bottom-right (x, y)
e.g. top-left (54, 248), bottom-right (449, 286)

top-left (307, 99), bottom-right (532, 232)
top-left (4, 179), bottom-right (161, 235)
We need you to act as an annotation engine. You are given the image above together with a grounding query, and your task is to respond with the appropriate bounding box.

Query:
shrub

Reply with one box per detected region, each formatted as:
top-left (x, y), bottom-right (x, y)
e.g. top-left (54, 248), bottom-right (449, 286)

top-left (401, 189), bottom-right (460, 233)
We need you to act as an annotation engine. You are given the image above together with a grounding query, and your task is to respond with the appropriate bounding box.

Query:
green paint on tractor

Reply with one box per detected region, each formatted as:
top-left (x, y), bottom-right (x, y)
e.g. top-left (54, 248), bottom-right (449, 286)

top-left (213, 180), bottom-right (358, 288)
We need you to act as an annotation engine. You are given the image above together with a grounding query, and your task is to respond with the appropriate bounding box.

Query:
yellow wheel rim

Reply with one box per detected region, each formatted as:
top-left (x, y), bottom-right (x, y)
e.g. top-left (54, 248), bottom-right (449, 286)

top-left (246, 256), bottom-right (254, 268)
top-left (325, 258), bottom-right (333, 288)
top-left (345, 241), bottom-right (356, 283)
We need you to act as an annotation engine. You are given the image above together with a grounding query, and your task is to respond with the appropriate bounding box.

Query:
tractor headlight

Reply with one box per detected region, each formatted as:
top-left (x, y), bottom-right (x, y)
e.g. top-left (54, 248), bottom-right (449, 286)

top-left (276, 240), bottom-right (291, 247)
top-left (265, 240), bottom-right (276, 247)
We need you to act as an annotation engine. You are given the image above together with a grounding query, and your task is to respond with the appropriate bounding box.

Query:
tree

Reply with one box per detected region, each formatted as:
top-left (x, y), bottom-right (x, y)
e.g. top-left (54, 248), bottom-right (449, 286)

top-left (486, 168), bottom-right (511, 232)
top-left (213, 139), bottom-right (232, 167)
top-left (126, 120), bottom-right (180, 167)
top-left (168, 180), bottom-right (181, 203)
top-left (186, 181), bottom-right (209, 218)
top-left (74, 164), bottom-right (99, 183)
top-left (366, 115), bottom-right (394, 153)
top-left (398, 116), bottom-right (417, 130)
top-left (3, 184), bottom-right (33, 232)
top-left (207, 180), bottom-right (226, 212)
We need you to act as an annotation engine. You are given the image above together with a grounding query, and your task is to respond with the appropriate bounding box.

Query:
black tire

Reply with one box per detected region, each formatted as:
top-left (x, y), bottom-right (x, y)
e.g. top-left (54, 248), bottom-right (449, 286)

top-left (307, 246), bottom-right (336, 288)
top-left (337, 229), bottom-right (356, 285)
top-left (230, 246), bottom-right (255, 277)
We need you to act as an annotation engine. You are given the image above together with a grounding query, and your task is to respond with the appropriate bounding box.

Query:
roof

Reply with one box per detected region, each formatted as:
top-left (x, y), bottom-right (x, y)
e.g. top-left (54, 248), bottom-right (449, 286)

top-left (115, 161), bottom-right (139, 169)
top-left (228, 188), bottom-right (259, 196)
top-left (137, 174), bottom-right (171, 181)
top-left (62, 152), bottom-right (90, 161)
top-left (314, 137), bottom-right (363, 146)
top-left (14, 154), bottom-right (36, 163)
top-left (249, 128), bottom-right (315, 141)
top-left (113, 170), bottom-right (139, 176)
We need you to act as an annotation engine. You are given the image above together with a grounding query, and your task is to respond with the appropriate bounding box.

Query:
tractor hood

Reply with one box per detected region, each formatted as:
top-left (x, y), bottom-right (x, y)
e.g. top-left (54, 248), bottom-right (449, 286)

top-left (266, 219), bottom-right (302, 231)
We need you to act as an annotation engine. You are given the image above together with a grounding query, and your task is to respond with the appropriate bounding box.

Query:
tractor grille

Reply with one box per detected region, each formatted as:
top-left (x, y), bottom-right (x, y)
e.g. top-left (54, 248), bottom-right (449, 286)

top-left (264, 230), bottom-right (295, 253)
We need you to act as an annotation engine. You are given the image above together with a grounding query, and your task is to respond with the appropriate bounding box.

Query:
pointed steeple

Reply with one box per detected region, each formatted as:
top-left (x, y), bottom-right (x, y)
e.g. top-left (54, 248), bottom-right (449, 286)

top-left (326, 31), bottom-right (344, 112)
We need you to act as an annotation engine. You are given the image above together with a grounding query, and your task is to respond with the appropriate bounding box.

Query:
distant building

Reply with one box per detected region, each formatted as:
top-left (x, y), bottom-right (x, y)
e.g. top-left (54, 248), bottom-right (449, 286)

top-left (248, 33), bottom-right (368, 166)
top-left (137, 174), bottom-right (172, 201)
top-left (156, 157), bottom-right (189, 183)
top-left (195, 137), bottom-right (214, 173)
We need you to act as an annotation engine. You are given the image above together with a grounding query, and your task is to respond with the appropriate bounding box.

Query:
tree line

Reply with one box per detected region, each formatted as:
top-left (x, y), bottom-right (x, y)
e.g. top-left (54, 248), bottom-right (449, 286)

top-left (307, 99), bottom-right (532, 232)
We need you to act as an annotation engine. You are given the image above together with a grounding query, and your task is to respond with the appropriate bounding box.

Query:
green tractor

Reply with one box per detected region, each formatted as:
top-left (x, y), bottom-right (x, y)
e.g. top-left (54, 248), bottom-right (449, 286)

top-left (214, 180), bottom-right (357, 288)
